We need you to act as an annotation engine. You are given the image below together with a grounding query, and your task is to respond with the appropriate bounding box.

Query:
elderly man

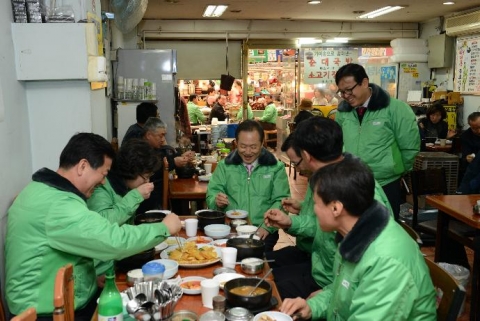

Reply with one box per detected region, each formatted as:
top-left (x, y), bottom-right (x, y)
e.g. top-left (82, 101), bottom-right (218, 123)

top-left (138, 117), bottom-right (194, 212)
top-left (122, 102), bottom-right (158, 146)
top-left (265, 117), bottom-right (392, 299)
top-left (210, 95), bottom-right (228, 122)
top-left (334, 63), bottom-right (420, 220)
top-left (5, 133), bottom-right (181, 320)
top-left (207, 120), bottom-right (290, 251)
top-left (187, 94), bottom-right (206, 125)
top-left (461, 112), bottom-right (480, 167)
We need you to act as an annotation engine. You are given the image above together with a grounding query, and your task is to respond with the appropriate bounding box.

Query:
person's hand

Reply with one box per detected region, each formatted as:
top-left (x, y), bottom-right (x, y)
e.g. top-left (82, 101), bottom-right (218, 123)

top-left (136, 182), bottom-right (154, 199)
top-left (162, 213), bottom-right (182, 235)
top-left (281, 198), bottom-right (301, 214)
top-left (307, 289), bottom-right (323, 299)
top-left (174, 156), bottom-right (189, 167)
top-left (467, 154), bottom-right (476, 163)
top-left (256, 227), bottom-right (270, 240)
top-left (215, 193), bottom-right (229, 208)
top-left (96, 275), bottom-right (106, 288)
top-left (418, 122), bottom-right (424, 129)
top-left (280, 298), bottom-right (312, 320)
top-left (447, 130), bottom-right (456, 139)
top-left (182, 151), bottom-right (195, 161)
top-left (264, 209), bottom-right (292, 229)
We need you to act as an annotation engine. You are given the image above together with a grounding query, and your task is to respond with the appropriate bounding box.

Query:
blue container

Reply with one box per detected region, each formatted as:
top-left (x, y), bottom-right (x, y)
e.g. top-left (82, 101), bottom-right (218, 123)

top-left (227, 124), bottom-right (238, 138)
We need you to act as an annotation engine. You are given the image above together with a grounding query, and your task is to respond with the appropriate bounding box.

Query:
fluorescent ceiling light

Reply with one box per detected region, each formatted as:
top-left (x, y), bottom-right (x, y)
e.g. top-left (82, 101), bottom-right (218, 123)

top-left (326, 37), bottom-right (349, 43)
top-left (308, 0), bottom-right (322, 4)
top-left (203, 5), bottom-right (228, 17)
top-left (298, 38), bottom-right (323, 45)
top-left (443, 1), bottom-right (455, 4)
top-left (358, 6), bottom-right (404, 19)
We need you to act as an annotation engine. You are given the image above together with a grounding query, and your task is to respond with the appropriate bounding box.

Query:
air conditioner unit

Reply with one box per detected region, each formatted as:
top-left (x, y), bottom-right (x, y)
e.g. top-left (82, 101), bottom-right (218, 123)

top-left (445, 10), bottom-right (480, 36)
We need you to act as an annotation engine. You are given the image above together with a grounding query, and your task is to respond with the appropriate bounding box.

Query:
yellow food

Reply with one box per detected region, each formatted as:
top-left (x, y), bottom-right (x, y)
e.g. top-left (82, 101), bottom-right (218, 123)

top-left (168, 242), bottom-right (218, 264)
top-left (230, 285), bottom-right (268, 296)
top-left (259, 315), bottom-right (276, 321)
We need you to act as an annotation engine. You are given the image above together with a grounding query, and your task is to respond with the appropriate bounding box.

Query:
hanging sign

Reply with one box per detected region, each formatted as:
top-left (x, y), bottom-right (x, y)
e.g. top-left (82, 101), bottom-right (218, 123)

top-left (303, 49), bottom-right (358, 84)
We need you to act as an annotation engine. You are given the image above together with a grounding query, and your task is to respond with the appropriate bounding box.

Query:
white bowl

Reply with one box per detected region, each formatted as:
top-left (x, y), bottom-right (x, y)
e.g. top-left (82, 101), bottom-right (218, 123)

top-left (148, 259), bottom-right (179, 280)
top-left (213, 273), bottom-right (245, 289)
top-left (236, 225), bottom-right (258, 236)
top-left (226, 209), bottom-right (248, 219)
top-left (253, 312), bottom-right (293, 321)
top-left (180, 276), bottom-right (206, 295)
top-left (186, 236), bottom-right (214, 244)
top-left (204, 224), bottom-right (231, 239)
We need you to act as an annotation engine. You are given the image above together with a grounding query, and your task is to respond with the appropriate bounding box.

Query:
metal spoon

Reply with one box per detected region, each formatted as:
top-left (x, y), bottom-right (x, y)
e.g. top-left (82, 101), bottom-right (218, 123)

top-left (250, 222), bottom-right (265, 239)
top-left (247, 268), bottom-right (273, 296)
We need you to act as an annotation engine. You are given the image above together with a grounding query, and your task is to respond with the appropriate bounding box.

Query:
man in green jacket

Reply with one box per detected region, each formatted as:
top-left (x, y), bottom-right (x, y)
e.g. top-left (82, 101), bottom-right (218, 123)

top-left (5, 133), bottom-right (181, 320)
top-left (265, 117), bottom-right (392, 299)
top-left (335, 63), bottom-right (420, 220)
top-left (187, 94), bottom-right (206, 125)
top-left (255, 95), bottom-right (278, 130)
top-left (280, 157), bottom-right (436, 321)
top-left (206, 120), bottom-right (290, 251)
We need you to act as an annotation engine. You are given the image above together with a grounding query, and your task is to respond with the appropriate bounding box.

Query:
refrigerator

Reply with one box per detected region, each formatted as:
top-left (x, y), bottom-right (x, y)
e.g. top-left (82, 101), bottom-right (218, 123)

top-left (114, 49), bottom-right (177, 144)
top-left (364, 62), bottom-right (430, 102)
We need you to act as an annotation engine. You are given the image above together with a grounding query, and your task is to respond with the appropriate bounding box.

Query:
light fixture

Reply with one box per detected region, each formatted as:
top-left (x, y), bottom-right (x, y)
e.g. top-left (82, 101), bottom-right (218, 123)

top-left (308, 0), bottom-right (322, 4)
top-left (443, 1), bottom-right (455, 4)
top-left (297, 38), bottom-right (323, 45)
top-left (326, 37), bottom-right (349, 43)
top-left (358, 6), bottom-right (405, 19)
top-left (203, 5), bottom-right (229, 17)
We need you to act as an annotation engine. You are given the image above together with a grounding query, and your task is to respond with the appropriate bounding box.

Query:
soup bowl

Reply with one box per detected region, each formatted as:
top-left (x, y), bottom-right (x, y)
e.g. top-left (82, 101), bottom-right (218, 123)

top-left (226, 238), bottom-right (265, 260)
top-left (195, 210), bottom-right (226, 230)
top-left (223, 277), bottom-right (272, 310)
top-left (134, 211), bottom-right (168, 225)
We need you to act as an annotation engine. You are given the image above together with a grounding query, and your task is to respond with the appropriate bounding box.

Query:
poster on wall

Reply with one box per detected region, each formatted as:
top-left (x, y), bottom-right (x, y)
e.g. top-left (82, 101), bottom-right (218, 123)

top-left (303, 49), bottom-right (358, 84)
top-left (454, 35), bottom-right (480, 94)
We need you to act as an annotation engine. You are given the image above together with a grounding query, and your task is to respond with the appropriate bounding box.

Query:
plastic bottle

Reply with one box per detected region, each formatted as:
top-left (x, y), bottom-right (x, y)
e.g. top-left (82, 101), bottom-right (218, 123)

top-left (141, 262), bottom-right (165, 281)
top-left (98, 267), bottom-right (123, 321)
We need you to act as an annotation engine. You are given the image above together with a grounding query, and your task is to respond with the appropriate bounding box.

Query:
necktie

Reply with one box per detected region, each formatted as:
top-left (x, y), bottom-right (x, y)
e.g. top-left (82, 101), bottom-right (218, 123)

top-left (246, 164), bottom-right (254, 175)
top-left (356, 106), bottom-right (367, 123)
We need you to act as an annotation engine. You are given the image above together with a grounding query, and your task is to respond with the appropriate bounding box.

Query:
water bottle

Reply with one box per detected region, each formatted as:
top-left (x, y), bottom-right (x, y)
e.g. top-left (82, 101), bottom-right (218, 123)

top-left (98, 267), bottom-right (123, 321)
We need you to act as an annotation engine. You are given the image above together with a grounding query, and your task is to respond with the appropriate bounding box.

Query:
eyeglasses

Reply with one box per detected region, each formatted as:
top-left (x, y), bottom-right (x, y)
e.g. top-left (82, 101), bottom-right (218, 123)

top-left (140, 173), bottom-right (154, 182)
top-left (337, 83), bottom-right (359, 97)
top-left (292, 158), bottom-right (303, 168)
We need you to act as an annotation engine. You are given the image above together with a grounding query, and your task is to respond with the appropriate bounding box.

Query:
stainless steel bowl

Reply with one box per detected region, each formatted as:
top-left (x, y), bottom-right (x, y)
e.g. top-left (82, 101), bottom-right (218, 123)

top-left (240, 258), bottom-right (264, 275)
top-left (230, 219), bottom-right (247, 229)
top-left (172, 310), bottom-right (198, 321)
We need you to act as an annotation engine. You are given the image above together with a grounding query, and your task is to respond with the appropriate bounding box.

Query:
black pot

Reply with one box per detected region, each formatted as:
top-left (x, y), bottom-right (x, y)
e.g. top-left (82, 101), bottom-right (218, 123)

top-left (176, 165), bottom-right (196, 179)
top-left (226, 238), bottom-right (265, 260)
top-left (196, 210), bottom-right (226, 230)
top-left (224, 277), bottom-right (272, 310)
top-left (134, 211), bottom-right (167, 225)
top-left (116, 248), bottom-right (155, 272)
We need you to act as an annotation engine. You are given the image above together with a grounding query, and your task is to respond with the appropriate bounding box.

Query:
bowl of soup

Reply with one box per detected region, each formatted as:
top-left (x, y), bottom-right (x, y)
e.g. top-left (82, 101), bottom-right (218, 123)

top-left (223, 277), bottom-right (272, 309)
top-left (226, 238), bottom-right (265, 260)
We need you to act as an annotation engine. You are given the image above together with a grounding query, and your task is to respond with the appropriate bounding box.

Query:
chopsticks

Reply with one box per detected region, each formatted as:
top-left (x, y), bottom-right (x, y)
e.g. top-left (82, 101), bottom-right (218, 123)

top-left (175, 234), bottom-right (184, 252)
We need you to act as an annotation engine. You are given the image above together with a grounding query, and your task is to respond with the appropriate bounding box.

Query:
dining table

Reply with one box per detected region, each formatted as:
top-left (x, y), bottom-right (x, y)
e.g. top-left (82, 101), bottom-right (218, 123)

top-left (169, 177), bottom-right (209, 215)
top-left (426, 194), bottom-right (480, 321)
top-left (91, 216), bottom-right (282, 320)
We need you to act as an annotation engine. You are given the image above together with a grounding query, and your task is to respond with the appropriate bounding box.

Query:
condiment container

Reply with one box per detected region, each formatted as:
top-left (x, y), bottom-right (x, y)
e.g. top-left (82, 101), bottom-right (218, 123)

top-left (224, 307), bottom-right (253, 321)
top-left (126, 269), bottom-right (144, 286)
top-left (141, 262), bottom-right (165, 281)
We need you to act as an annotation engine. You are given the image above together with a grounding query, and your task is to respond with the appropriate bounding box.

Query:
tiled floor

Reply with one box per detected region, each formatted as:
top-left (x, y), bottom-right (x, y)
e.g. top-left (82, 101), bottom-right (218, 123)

top-left (276, 167), bottom-right (473, 320)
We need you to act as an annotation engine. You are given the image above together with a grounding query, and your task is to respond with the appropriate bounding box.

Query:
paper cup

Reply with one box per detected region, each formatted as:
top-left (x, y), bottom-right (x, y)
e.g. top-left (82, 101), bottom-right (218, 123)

top-left (204, 163), bottom-right (212, 175)
top-left (201, 279), bottom-right (220, 308)
top-left (185, 218), bottom-right (198, 237)
top-left (221, 247), bottom-right (237, 269)
top-left (440, 139), bottom-right (446, 147)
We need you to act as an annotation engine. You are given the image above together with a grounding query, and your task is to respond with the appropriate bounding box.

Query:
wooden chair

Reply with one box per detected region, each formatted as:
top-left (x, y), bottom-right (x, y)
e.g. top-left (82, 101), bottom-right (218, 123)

top-left (11, 308), bottom-right (37, 321)
top-left (162, 157), bottom-right (170, 210)
top-left (399, 220), bottom-right (423, 246)
top-left (53, 264), bottom-right (74, 321)
top-left (425, 258), bottom-right (466, 321)
top-left (410, 168), bottom-right (475, 245)
top-left (263, 129), bottom-right (277, 148)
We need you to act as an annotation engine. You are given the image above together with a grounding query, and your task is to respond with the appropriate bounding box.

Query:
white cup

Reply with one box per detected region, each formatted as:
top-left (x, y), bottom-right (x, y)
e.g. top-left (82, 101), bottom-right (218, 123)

top-left (204, 163), bottom-right (212, 175)
top-left (221, 247), bottom-right (238, 269)
top-left (185, 218), bottom-right (198, 237)
top-left (201, 279), bottom-right (220, 308)
top-left (211, 117), bottom-right (219, 125)
top-left (439, 139), bottom-right (446, 147)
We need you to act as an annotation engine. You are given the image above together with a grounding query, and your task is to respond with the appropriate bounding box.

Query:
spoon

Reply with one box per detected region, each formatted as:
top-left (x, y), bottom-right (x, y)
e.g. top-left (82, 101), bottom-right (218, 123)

top-left (250, 222), bottom-right (265, 239)
top-left (247, 268), bottom-right (273, 296)
top-left (126, 293), bottom-right (148, 314)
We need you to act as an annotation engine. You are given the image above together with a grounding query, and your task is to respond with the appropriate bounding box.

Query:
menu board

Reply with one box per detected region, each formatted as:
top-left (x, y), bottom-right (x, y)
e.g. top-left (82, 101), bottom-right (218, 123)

top-left (454, 35), bottom-right (480, 94)
top-left (303, 49), bottom-right (358, 84)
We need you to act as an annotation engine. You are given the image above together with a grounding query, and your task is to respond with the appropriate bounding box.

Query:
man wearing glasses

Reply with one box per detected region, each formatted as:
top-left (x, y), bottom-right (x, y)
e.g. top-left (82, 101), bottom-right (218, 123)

top-left (334, 63), bottom-right (420, 221)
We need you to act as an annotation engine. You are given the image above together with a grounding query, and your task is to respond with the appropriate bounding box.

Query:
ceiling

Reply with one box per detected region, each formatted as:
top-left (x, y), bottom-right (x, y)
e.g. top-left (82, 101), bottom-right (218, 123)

top-left (143, 0), bottom-right (480, 23)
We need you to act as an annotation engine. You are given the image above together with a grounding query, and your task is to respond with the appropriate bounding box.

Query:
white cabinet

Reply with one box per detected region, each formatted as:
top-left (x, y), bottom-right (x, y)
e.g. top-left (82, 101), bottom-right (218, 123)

top-left (428, 34), bottom-right (454, 69)
top-left (11, 23), bottom-right (97, 80)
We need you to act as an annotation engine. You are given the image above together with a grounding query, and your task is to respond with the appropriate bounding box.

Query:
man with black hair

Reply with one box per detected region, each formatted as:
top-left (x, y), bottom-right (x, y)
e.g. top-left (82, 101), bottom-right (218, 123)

top-left (122, 102), bottom-right (159, 146)
top-left (186, 94), bottom-right (205, 125)
top-left (334, 63), bottom-right (420, 221)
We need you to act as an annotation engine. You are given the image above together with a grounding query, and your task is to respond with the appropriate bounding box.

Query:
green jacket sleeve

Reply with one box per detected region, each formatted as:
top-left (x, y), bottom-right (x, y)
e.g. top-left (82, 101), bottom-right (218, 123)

top-left (195, 107), bottom-right (206, 123)
top-left (307, 284), bottom-right (333, 319)
top-left (46, 198), bottom-right (170, 261)
top-left (260, 105), bottom-right (277, 123)
top-left (289, 212), bottom-right (317, 238)
top-left (391, 100), bottom-right (420, 172)
top-left (87, 182), bottom-right (143, 225)
top-left (206, 161), bottom-right (227, 210)
top-left (263, 162), bottom-right (290, 233)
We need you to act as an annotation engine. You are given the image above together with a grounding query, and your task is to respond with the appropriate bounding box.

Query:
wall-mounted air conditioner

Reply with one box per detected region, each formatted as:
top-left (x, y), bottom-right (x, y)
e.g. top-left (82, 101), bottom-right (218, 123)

top-left (445, 10), bottom-right (480, 36)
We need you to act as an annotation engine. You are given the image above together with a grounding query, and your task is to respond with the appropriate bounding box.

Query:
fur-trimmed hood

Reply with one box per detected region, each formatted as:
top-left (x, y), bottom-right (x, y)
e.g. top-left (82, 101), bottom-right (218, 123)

top-left (335, 201), bottom-right (389, 263)
top-left (224, 148), bottom-right (278, 166)
top-left (337, 83), bottom-right (390, 113)
top-left (32, 167), bottom-right (87, 201)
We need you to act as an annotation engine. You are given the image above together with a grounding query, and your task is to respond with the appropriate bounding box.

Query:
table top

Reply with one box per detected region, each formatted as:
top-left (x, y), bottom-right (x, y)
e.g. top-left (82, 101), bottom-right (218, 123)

top-left (425, 144), bottom-right (452, 152)
top-left (426, 194), bottom-right (480, 229)
top-left (169, 177), bottom-right (208, 199)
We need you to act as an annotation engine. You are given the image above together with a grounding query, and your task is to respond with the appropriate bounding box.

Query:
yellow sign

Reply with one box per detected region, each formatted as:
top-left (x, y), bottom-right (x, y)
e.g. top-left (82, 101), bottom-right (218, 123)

top-left (87, 12), bottom-right (103, 55)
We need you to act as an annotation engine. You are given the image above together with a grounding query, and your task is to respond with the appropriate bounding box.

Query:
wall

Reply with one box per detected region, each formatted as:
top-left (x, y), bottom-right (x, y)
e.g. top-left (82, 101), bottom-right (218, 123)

top-left (420, 17), bottom-right (480, 128)
top-left (0, 0), bottom-right (32, 310)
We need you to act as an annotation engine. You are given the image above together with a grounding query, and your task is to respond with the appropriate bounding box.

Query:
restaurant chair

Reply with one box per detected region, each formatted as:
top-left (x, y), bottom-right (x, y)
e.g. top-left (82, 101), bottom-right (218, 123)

top-left (263, 130), bottom-right (277, 149)
top-left (424, 258), bottom-right (466, 321)
top-left (162, 157), bottom-right (170, 210)
top-left (399, 220), bottom-right (423, 247)
top-left (411, 168), bottom-right (475, 246)
top-left (11, 308), bottom-right (37, 321)
top-left (53, 263), bottom-right (74, 321)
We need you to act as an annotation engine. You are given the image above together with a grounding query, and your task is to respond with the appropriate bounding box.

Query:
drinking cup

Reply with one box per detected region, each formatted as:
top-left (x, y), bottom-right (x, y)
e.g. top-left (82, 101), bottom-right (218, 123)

top-left (221, 247), bottom-right (237, 269)
top-left (185, 218), bottom-right (198, 237)
top-left (201, 279), bottom-right (220, 308)
top-left (440, 139), bottom-right (446, 147)
top-left (204, 163), bottom-right (212, 175)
